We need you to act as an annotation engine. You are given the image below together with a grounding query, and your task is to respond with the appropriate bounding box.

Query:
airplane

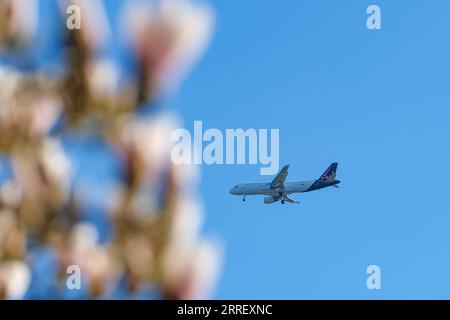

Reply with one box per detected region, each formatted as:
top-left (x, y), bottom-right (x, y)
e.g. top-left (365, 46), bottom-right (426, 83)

top-left (229, 163), bottom-right (340, 204)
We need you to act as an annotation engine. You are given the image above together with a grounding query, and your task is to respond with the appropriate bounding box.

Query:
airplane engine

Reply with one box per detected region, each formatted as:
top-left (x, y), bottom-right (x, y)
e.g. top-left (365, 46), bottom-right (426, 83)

top-left (264, 196), bottom-right (277, 204)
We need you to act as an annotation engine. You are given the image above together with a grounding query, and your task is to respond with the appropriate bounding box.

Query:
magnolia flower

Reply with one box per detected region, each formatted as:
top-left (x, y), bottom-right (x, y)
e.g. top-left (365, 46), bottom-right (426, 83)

top-left (59, 0), bottom-right (111, 52)
top-left (117, 112), bottom-right (181, 217)
top-left (123, 234), bottom-right (154, 288)
top-left (67, 223), bottom-right (116, 296)
top-left (0, 180), bottom-right (22, 208)
top-left (187, 240), bottom-right (222, 299)
top-left (170, 196), bottom-right (203, 246)
top-left (162, 237), bottom-right (222, 299)
top-left (122, 0), bottom-right (214, 96)
top-left (121, 112), bottom-right (180, 180)
top-left (0, 0), bottom-right (38, 48)
top-left (158, 193), bottom-right (222, 299)
top-left (85, 59), bottom-right (121, 103)
top-left (0, 260), bottom-right (31, 299)
top-left (69, 222), bottom-right (99, 255)
top-left (0, 67), bottom-right (61, 146)
top-left (41, 138), bottom-right (72, 191)
top-left (29, 95), bottom-right (62, 136)
top-left (0, 66), bottom-right (21, 102)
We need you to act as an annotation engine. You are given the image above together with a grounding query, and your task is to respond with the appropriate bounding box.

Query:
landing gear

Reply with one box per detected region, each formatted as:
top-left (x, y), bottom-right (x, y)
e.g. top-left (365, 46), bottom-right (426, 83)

top-left (279, 191), bottom-right (285, 204)
top-left (242, 195), bottom-right (246, 202)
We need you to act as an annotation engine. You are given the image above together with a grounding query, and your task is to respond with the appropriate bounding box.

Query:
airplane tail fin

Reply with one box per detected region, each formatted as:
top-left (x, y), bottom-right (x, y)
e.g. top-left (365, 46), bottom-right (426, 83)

top-left (319, 162), bottom-right (338, 182)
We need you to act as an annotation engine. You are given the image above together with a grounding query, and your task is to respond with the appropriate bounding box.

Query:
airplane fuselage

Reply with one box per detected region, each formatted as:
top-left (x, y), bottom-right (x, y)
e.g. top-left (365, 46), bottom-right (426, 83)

top-left (229, 179), bottom-right (340, 196)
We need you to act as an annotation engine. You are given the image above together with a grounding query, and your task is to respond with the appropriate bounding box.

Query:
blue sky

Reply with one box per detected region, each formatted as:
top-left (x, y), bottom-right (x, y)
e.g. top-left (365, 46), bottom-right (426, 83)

top-left (2, 0), bottom-right (450, 299)
top-left (172, 0), bottom-right (450, 298)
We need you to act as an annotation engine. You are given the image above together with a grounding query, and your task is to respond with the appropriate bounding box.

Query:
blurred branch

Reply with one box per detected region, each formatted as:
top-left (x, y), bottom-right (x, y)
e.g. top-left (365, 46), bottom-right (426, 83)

top-left (0, 0), bottom-right (220, 300)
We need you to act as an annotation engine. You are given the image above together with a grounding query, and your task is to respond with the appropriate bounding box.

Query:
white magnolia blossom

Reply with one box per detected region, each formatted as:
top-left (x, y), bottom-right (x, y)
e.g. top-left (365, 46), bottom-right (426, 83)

top-left (188, 240), bottom-right (222, 299)
top-left (0, 0), bottom-right (38, 46)
top-left (0, 67), bottom-right (20, 127)
top-left (171, 196), bottom-right (203, 246)
top-left (86, 59), bottom-right (121, 100)
top-left (0, 180), bottom-right (22, 208)
top-left (162, 235), bottom-right (222, 299)
top-left (0, 66), bottom-right (21, 103)
top-left (70, 222), bottom-right (99, 255)
top-left (0, 260), bottom-right (31, 299)
top-left (0, 66), bottom-right (61, 136)
top-left (122, 112), bottom-right (180, 177)
top-left (68, 223), bottom-right (116, 293)
top-left (60, 0), bottom-right (111, 50)
top-left (41, 138), bottom-right (72, 187)
top-left (30, 95), bottom-right (62, 135)
top-left (122, 0), bottom-right (214, 95)
top-left (160, 194), bottom-right (222, 299)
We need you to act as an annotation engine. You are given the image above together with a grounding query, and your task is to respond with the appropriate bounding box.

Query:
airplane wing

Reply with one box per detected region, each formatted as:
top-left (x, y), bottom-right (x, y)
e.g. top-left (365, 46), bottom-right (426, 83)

top-left (270, 164), bottom-right (289, 189)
